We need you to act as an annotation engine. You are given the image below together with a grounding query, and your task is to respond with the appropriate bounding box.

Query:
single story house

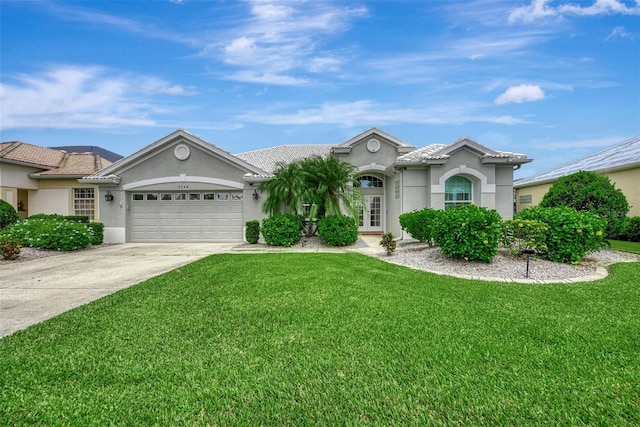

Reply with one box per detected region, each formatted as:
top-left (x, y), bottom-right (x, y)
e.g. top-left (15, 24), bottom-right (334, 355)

top-left (514, 136), bottom-right (640, 216)
top-left (0, 142), bottom-right (119, 220)
top-left (80, 128), bottom-right (531, 243)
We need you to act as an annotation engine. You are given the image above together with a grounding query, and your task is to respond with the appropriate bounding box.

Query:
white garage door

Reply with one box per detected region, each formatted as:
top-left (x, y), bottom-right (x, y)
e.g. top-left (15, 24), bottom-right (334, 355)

top-left (130, 191), bottom-right (244, 242)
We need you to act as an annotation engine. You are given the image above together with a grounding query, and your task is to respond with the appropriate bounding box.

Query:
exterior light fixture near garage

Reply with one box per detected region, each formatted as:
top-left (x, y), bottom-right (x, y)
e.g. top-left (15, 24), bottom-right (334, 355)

top-left (253, 190), bottom-right (259, 200)
top-left (105, 191), bottom-right (114, 202)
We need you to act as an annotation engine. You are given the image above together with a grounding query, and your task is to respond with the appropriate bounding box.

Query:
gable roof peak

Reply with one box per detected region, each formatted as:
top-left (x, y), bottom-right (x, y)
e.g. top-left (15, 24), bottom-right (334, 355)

top-left (88, 129), bottom-right (267, 178)
top-left (336, 127), bottom-right (415, 149)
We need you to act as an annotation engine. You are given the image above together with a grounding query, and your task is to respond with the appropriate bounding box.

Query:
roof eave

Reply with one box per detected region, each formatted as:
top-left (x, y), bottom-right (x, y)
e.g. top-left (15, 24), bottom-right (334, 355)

top-left (1, 158), bottom-right (56, 170)
top-left (332, 147), bottom-right (352, 154)
top-left (29, 173), bottom-right (87, 179)
top-left (78, 175), bottom-right (122, 185)
top-left (482, 157), bottom-right (533, 165)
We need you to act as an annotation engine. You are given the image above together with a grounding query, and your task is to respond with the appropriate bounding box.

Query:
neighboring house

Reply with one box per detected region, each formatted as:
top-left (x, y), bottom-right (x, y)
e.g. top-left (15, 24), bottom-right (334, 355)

top-left (0, 142), bottom-right (116, 220)
top-left (514, 136), bottom-right (640, 216)
top-left (81, 128), bottom-right (531, 243)
top-left (51, 146), bottom-right (124, 163)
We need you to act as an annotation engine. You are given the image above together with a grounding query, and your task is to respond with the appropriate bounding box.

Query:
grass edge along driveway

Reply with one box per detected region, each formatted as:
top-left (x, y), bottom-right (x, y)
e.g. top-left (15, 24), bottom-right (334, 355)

top-left (1, 253), bottom-right (639, 426)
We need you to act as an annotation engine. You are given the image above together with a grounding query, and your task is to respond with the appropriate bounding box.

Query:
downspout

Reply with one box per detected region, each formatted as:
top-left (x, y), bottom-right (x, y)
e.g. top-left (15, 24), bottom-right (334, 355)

top-left (400, 167), bottom-right (405, 240)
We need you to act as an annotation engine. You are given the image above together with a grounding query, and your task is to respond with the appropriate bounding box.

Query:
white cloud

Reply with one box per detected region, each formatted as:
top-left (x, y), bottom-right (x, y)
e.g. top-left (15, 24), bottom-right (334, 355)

top-left (495, 84), bottom-right (545, 105)
top-left (606, 26), bottom-right (638, 40)
top-left (224, 71), bottom-right (309, 86)
top-left (236, 100), bottom-right (526, 126)
top-left (215, 0), bottom-right (367, 84)
top-left (509, 0), bottom-right (640, 24)
top-left (0, 65), bottom-right (193, 130)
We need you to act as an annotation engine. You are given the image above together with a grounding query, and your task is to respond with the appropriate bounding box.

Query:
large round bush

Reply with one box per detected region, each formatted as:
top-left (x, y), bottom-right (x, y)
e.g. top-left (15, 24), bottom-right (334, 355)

top-left (261, 214), bottom-right (301, 247)
top-left (540, 171), bottom-right (628, 238)
top-left (433, 205), bottom-right (502, 263)
top-left (517, 206), bottom-right (606, 264)
top-left (399, 207), bottom-right (440, 246)
top-left (0, 199), bottom-right (19, 230)
top-left (317, 215), bottom-right (358, 246)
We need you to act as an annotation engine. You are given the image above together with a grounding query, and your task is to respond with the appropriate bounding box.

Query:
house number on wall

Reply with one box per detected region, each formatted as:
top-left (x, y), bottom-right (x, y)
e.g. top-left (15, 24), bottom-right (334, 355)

top-left (178, 185), bottom-right (189, 189)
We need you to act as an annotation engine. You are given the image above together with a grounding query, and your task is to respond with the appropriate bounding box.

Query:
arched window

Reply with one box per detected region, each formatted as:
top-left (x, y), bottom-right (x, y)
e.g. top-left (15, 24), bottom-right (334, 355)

top-left (357, 175), bottom-right (383, 188)
top-left (445, 176), bottom-right (472, 208)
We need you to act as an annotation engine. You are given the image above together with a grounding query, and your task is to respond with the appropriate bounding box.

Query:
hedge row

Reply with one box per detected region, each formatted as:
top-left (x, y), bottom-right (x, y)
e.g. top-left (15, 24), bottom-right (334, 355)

top-left (399, 205), bottom-right (607, 264)
top-left (0, 214), bottom-right (104, 253)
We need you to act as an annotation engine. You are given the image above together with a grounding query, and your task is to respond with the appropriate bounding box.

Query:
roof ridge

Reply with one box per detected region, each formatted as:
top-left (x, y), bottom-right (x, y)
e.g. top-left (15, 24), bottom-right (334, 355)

top-left (0, 142), bottom-right (20, 157)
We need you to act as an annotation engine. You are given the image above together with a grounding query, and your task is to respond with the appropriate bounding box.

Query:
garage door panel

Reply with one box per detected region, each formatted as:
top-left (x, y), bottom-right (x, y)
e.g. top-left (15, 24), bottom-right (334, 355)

top-left (130, 192), bottom-right (244, 242)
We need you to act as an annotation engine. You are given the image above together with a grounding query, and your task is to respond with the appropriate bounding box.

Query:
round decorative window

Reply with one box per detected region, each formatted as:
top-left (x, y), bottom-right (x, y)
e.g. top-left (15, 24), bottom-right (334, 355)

top-left (367, 138), bottom-right (381, 153)
top-left (174, 144), bottom-right (191, 161)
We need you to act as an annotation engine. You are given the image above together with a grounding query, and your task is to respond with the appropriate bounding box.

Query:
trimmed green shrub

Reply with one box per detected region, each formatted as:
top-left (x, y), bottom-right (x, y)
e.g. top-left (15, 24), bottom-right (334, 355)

top-left (540, 171), bottom-right (629, 238)
top-left (0, 199), bottom-right (20, 230)
top-left (0, 237), bottom-right (21, 260)
top-left (501, 218), bottom-right (548, 256)
top-left (621, 216), bottom-right (640, 242)
top-left (398, 207), bottom-right (440, 246)
top-left (65, 215), bottom-right (90, 223)
top-left (245, 220), bottom-right (260, 244)
top-left (380, 232), bottom-right (397, 255)
top-left (433, 205), bottom-right (502, 263)
top-left (261, 214), bottom-right (301, 247)
top-left (1, 217), bottom-right (92, 251)
top-left (27, 213), bottom-right (65, 221)
top-left (87, 222), bottom-right (104, 245)
top-left (517, 206), bottom-right (606, 264)
top-left (317, 215), bottom-right (358, 246)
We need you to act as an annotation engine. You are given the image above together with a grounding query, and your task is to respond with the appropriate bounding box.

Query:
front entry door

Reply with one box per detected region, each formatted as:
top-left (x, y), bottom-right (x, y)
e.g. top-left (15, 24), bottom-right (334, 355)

top-left (358, 195), bottom-right (383, 233)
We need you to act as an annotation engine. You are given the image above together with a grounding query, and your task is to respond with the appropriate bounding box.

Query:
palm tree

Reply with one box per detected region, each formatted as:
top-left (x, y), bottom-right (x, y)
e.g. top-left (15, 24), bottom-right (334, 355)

top-left (300, 155), bottom-right (363, 218)
top-left (259, 161), bottom-right (306, 216)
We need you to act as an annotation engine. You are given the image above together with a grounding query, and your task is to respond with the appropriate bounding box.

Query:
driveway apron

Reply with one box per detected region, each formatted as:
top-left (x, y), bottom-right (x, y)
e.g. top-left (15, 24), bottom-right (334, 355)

top-left (0, 243), bottom-right (235, 338)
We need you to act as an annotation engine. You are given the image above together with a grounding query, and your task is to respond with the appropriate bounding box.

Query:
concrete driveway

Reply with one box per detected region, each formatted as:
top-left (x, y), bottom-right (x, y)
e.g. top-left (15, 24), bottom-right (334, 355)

top-left (0, 243), bottom-right (236, 338)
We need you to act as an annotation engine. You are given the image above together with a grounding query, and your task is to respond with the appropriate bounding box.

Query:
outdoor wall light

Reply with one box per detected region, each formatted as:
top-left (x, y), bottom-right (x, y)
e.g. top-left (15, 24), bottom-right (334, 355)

top-left (252, 190), bottom-right (259, 201)
top-left (105, 191), bottom-right (114, 202)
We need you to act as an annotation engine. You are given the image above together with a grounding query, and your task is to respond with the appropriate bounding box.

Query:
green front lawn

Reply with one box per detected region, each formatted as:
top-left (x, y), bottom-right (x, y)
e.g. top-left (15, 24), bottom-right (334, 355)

top-left (2, 254), bottom-right (639, 425)
top-left (609, 239), bottom-right (640, 254)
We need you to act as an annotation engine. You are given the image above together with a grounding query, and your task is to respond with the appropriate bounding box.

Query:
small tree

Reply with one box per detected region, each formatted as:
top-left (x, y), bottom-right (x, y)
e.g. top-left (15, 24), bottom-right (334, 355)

top-left (300, 155), bottom-right (363, 219)
top-left (540, 171), bottom-right (629, 238)
top-left (260, 162), bottom-right (306, 216)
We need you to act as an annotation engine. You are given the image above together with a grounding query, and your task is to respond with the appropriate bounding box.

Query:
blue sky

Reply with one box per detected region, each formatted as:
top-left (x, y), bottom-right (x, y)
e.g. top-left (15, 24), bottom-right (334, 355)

top-left (1, 0), bottom-right (638, 179)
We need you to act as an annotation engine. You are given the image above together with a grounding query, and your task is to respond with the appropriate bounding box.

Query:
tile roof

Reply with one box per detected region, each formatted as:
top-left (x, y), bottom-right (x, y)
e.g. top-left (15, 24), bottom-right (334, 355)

top-left (0, 141), bottom-right (65, 169)
top-left (0, 142), bottom-right (112, 177)
top-left (397, 139), bottom-right (529, 163)
top-left (515, 135), bottom-right (640, 186)
top-left (34, 153), bottom-right (112, 176)
top-left (397, 144), bottom-right (449, 162)
top-left (235, 144), bottom-right (334, 173)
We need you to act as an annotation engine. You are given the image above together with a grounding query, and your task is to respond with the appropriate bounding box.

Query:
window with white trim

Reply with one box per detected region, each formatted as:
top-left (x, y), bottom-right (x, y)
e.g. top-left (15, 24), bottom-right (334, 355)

top-left (73, 188), bottom-right (95, 221)
top-left (357, 175), bottom-right (383, 188)
top-left (444, 176), bottom-right (472, 208)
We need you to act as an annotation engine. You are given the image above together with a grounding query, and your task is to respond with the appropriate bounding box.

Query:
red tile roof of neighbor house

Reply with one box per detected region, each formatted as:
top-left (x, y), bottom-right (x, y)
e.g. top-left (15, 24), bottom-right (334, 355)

top-left (0, 142), bottom-right (112, 177)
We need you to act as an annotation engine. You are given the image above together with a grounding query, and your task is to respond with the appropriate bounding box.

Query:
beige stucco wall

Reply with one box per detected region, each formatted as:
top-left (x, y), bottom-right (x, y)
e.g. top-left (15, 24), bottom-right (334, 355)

top-left (28, 180), bottom-right (100, 219)
top-left (29, 188), bottom-right (70, 215)
top-left (0, 167), bottom-right (99, 219)
top-left (607, 167), bottom-right (640, 216)
top-left (514, 166), bottom-right (640, 217)
top-left (0, 163), bottom-right (41, 189)
top-left (514, 183), bottom-right (551, 213)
